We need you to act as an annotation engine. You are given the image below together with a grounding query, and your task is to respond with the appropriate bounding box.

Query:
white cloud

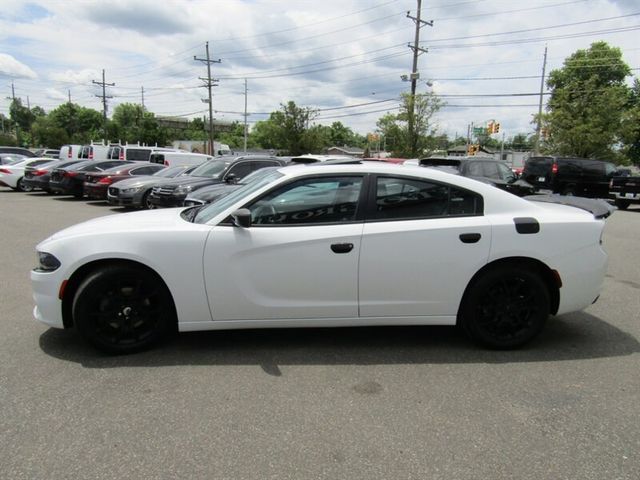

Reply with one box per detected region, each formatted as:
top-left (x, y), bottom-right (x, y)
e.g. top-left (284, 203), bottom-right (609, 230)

top-left (0, 53), bottom-right (37, 79)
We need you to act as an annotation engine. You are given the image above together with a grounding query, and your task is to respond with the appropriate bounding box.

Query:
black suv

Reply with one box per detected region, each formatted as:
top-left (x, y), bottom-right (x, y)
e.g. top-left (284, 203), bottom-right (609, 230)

top-left (522, 156), bottom-right (618, 198)
top-left (148, 155), bottom-right (286, 208)
top-left (419, 156), bottom-right (536, 197)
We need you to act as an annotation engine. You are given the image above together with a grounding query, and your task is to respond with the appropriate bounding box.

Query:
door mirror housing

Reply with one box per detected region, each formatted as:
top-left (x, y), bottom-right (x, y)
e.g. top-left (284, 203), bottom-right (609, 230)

top-left (225, 173), bottom-right (238, 184)
top-left (231, 208), bottom-right (252, 228)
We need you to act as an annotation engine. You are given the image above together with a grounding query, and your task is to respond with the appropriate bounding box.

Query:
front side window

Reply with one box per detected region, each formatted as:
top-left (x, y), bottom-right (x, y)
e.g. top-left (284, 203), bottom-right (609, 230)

top-left (191, 160), bottom-right (229, 178)
top-left (225, 162), bottom-right (253, 180)
top-left (373, 176), bottom-right (482, 220)
top-left (248, 176), bottom-right (363, 225)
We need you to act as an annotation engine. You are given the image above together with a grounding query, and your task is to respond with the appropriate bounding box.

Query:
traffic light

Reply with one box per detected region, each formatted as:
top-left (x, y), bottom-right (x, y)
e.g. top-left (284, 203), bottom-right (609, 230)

top-left (494, 123), bottom-right (500, 133)
top-left (487, 121), bottom-right (495, 134)
top-left (468, 144), bottom-right (479, 156)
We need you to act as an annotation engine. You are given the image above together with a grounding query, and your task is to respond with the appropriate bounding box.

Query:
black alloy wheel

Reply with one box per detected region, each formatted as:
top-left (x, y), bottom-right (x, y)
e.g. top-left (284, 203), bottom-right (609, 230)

top-left (460, 266), bottom-right (550, 349)
top-left (615, 199), bottom-right (630, 210)
top-left (72, 265), bottom-right (176, 354)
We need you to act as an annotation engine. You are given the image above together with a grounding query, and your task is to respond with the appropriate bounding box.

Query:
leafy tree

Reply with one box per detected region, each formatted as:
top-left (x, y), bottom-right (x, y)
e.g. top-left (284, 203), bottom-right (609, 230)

top-left (620, 78), bottom-right (640, 165)
top-left (31, 116), bottom-right (69, 148)
top-left (376, 92), bottom-right (443, 157)
top-left (110, 103), bottom-right (168, 146)
top-left (251, 101), bottom-right (320, 154)
top-left (545, 41), bottom-right (631, 160)
top-left (49, 103), bottom-right (104, 143)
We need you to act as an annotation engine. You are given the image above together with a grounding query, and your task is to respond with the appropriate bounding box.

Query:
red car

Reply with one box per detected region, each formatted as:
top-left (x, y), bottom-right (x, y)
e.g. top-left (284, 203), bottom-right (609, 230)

top-left (84, 163), bottom-right (166, 200)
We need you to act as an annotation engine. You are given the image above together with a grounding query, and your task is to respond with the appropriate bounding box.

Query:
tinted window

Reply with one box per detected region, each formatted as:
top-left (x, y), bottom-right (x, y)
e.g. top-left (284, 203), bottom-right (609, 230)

top-left (373, 176), bottom-right (482, 220)
top-left (107, 147), bottom-right (121, 159)
top-left (481, 162), bottom-right (501, 179)
top-left (191, 160), bottom-right (228, 177)
top-left (226, 162), bottom-right (253, 179)
top-left (248, 176), bottom-right (363, 225)
top-left (467, 162), bottom-right (485, 177)
top-left (125, 149), bottom-right (151, 161)
top-left (131, 165), bottom-right (161, 176)
top-left (149, 153), bottom-right (164, 164)
top-left (79, 146), bottom-right (90, 159)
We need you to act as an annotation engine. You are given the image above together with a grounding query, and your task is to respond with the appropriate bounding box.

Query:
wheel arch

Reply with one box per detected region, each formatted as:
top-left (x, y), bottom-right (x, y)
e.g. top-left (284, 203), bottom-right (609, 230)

top-left (61, 258), bottom-right (177, 329)
top-left (457, 256), bottom-right (561, 322)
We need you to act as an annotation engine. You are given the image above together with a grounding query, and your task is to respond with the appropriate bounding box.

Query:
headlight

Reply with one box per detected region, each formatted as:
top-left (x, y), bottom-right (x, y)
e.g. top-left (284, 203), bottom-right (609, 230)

top-left (175, 185), bottom-right (193, 195)
top-left (121, 187), bottom-right (142, 193)
top-left (36, 252), bottom-right (61, 272)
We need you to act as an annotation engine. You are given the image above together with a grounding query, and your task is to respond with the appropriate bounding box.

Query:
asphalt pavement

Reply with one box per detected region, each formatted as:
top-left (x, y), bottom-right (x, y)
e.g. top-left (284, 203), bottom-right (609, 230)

top-left (1, 189), bottom-right (639, 480)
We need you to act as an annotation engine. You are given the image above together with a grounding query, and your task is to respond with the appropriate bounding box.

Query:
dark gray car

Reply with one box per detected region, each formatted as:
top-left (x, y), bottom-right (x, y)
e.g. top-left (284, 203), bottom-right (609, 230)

top-left (107, 165), bottom-right (196, 209)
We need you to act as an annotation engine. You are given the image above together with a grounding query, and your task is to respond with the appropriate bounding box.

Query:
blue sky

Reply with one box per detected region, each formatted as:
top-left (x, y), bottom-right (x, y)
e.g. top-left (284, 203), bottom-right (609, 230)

top-left (1, 0), bottom-right (639, 141)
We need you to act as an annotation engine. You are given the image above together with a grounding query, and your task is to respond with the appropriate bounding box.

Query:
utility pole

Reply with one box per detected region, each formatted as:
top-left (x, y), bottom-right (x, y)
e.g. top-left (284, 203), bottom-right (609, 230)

top-left (11, 81), bottom-right (15, 101)
top-left (92, 69), bottom-right (114, 140)
top-left (406, 0), bottom-right (433, 157)
top-left (26, 96), bottom-right (30, 109)
top-left (194, 42), bottom-right (221, 155)
top-left (68, 90), bottom-right (71, 104)
top-left (141, 86), bottom-right (145, 110)
top-left (243, 78), bottom-right (248, 154)
top-left (534, 45), bottom-right (548, 155)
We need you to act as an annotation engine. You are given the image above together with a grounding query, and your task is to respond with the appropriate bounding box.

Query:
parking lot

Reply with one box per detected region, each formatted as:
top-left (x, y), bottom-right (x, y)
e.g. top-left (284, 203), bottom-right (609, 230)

top-left (1, 189), bottom-right (639, 480)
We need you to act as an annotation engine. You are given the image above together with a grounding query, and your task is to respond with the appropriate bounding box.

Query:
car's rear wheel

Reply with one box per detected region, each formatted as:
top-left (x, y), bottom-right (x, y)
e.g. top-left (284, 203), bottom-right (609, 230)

top-left (72, 264), bottom-right (176, 354)
top-left (562, 184), bottom-right (576, 196)
top-left (16, 178), bottom-right (33, 192)
top-left (460, 266), bottom-right (550, 349)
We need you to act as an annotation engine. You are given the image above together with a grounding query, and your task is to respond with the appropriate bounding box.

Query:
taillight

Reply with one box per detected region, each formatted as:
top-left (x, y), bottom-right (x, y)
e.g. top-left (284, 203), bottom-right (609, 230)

top-left (64, 171), bottom-right (77, 178)
top-left (164, 160), bottom-right (169, 166)
top-left (0, 168), bottom-right (10, 174)
top-left (551, 163), bottom-right (558, 175)
top-left (67, 148), bottom-right (72, 158)
top-left (98, 176), bottom-right (113, 185)
top-left (34, 169), bottom-right (47, 176)
top-left (89, 150), bottom-right (94, 160)
top-left (119, 151), bottom-right (124, 160)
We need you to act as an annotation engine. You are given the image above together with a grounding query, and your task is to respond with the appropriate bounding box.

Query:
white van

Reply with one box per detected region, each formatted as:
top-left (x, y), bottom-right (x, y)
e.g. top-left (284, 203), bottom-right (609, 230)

top-left (58, 144), bottom-right (83, 160)
top-left (149, 151), bottom-right (213, 167)
top-left (78, 142), bottom-right (110, 161)
top-left (106, 144), bottom-right (181, 162)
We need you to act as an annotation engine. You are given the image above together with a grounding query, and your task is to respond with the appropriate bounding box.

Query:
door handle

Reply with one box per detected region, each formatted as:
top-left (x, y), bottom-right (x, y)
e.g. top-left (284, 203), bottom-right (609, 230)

top-left (459, 233), bottom-right (481, 244)
top-left (331, 243), bottom-right (354, 254)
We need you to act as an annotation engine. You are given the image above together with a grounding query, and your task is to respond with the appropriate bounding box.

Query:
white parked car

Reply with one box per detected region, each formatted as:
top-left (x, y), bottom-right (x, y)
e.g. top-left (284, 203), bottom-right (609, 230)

top-left (32, 163), bottom-right (610, 354)
top-left (0, 158), bottom-right (55, 191)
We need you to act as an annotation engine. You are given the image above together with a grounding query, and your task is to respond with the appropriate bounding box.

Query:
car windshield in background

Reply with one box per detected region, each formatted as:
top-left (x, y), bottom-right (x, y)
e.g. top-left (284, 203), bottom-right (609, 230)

top-left (193, 170), bottom-right (284, 224)
top-left (190, 160), bottom-right (229, 178)
top-left (155, 166), bottom-right (184, 177)
top-left (420, 158), bottom-right (462, 169)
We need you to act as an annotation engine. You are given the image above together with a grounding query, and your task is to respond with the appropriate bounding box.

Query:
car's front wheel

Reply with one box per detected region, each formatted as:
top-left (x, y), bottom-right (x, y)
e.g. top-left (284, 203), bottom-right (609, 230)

top-left (72, 264), bottom-right (176, 354)
top-left (615, 199), bottom-right (630, 210)
top-left (460, 266), bottom-right (550, 349)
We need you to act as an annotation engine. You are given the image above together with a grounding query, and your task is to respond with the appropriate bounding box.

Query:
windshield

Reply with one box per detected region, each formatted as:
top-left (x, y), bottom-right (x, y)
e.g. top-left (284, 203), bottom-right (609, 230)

top-left (190, 159), bottom-right (229, 178)
top-left (155, 166), bottom-right (184, 177)
top-left (194, 170), bottom-right (284, 224)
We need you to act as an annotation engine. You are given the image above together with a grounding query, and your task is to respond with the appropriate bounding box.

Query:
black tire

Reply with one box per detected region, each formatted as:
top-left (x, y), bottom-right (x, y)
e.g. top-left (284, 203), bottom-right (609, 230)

top-left (17, 178), bottom-right (33, 192)
top-left (72, 264), bottom-right (176, 354)
top-left (562, 184), bottom-right (576, 196)
top-left (460, 266), bottom-right (550, 349)
top-left (141, 190), bottom-right (153, 209)
top-left (615, 199), bottom-right (630, 210)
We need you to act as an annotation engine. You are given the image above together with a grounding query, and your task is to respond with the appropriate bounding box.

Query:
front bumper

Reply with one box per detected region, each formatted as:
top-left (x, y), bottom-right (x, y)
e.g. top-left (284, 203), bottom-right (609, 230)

top-left (84, 184), bottom-right (108, 200)
top-left (31, 269), bottom-right (65, 329)
top-left (149, 192), bottom-right (187, 208)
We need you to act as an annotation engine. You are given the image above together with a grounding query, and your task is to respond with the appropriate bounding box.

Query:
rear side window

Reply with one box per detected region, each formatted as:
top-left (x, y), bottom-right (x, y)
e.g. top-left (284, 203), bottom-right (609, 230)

top-left (149, 153), bottom-right (164, 164)
top-left (107, 147), bottom-right (121, 159)
top-left (126, 149), bottom-right (151, 161)
top-left (373, 176), bottom-right (482, 220)
top-left (525, 157), bottom-right (553, 173)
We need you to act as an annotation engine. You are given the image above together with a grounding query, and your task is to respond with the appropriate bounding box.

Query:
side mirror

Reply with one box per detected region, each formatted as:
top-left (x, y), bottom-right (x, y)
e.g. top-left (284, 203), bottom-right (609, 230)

top-left (225, 173), bottom-right (238, 184)
top-left (231, 208), bottom-right (251, 228)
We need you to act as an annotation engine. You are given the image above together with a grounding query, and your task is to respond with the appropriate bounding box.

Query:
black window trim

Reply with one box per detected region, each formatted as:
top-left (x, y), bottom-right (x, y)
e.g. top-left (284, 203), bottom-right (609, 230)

top-left (362, 173), bottom-right (484, 223)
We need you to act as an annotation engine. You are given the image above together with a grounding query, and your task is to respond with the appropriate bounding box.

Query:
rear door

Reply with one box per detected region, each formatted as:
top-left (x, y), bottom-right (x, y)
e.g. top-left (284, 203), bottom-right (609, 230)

top-left (522, 156), bottom-right (553, 188)
top-left (359, 174), bottom-right (490, 318)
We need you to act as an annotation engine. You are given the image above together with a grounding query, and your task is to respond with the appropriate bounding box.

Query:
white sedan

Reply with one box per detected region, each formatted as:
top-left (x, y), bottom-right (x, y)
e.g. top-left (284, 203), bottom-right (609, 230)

top-left (0, 157), bottom-right (54, 191)
top-left (31, 163), bottom-right (609, 354)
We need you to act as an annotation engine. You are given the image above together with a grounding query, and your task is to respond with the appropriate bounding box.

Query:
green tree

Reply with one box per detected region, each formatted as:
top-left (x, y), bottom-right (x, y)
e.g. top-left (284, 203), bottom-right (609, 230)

top-left (375, 92), bottom-right (443, 157)
top-left (545, 41), bottom-right (631, 160)
top-left (620, 78), bottom-right (640, 165)
top-left (49, 103), bottom-right (103, 143)
top-left (251, 101), bottom-right (320, 154)
top-left (31, 116), bottom-right (69, 148)
top-left (110, 103), bottom-right (168, 145)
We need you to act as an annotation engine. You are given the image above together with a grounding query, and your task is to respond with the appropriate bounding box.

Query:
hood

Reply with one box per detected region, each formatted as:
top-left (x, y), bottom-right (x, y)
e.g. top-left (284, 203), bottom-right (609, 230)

top-left (40, 208), bottom-right (193, 246)
top-left (157, 176), bottom-right (223, 189)
top-left (111, 175), bottom-right (173, 188)
top-left (189, 183), bottom-right (238, 201)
